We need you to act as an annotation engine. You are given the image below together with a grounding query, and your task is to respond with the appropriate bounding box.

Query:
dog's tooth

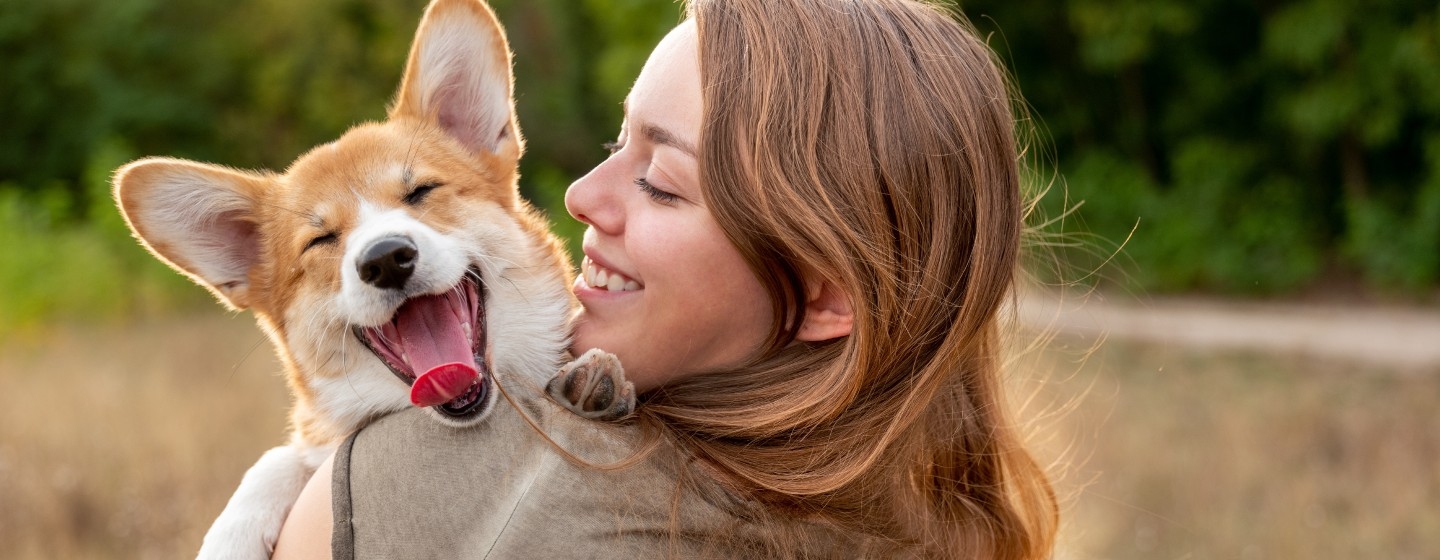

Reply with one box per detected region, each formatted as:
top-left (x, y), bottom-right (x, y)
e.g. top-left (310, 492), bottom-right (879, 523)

top-left (623, 281), bottom-right (639, 291)
top-left (606, 273), bottom-right (625, 291)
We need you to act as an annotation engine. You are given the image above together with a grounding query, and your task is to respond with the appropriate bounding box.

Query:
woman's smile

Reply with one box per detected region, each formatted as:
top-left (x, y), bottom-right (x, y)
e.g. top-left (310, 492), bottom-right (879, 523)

top-left (578, 255), bottom-right (642, 292)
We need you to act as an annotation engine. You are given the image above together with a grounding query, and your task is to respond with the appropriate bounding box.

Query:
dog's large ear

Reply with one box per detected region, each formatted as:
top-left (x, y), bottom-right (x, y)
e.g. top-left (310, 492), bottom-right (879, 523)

top-left (113, 158), bottom-right (268, 310)
top-left (391, 0), bottom-right (519, 158)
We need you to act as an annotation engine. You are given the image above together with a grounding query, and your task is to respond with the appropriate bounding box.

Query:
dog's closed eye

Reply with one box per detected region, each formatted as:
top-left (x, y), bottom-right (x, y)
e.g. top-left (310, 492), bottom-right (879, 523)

top-left (404, 181), bottom-right (443, 205)
top-left (304, 232), bottom-right (338, 253)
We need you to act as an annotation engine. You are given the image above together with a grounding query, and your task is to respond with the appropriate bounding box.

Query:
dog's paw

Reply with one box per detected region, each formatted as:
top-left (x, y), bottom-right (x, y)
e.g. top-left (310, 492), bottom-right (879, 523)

top-left (546, 349), bottom-right (635, 421)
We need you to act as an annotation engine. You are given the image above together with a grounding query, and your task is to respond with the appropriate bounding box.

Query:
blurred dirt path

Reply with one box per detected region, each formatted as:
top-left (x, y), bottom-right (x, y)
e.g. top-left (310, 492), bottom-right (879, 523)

top-left (1018, 292), bottom-right (1440, 372)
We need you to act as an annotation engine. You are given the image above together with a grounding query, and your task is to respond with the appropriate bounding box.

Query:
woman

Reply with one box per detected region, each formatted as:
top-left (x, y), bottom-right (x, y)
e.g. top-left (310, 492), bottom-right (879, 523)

top-left (276, 0), bottom-right (1057, 557)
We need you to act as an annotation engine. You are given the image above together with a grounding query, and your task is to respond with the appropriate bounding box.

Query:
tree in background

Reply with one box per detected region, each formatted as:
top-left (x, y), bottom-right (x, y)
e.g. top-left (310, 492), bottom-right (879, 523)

top-left (1, 0), bottom-right (1436, 330)
top-left (959, 0), bottom-right (1440, 293)
top-left (0, 0), bottom-right (678, 328)
top-left (0, 0), bottom-right (679, 204)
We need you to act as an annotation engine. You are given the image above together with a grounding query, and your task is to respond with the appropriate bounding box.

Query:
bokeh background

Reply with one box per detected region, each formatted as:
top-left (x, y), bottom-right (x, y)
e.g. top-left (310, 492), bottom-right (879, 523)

top-left (1, 0), bottom-right (1436, 558)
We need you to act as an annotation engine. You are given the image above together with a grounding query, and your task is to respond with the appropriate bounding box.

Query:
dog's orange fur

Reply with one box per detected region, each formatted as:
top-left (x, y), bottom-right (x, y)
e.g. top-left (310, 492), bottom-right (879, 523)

top-left (116, 0), bottom-right (572, 449)
top-left (112, 5), bottom-right (578, 555)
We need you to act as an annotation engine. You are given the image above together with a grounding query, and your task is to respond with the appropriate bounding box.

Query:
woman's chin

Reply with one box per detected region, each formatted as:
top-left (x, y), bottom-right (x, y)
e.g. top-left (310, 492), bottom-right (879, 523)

top-left (569, 314), bottom-right (622, 361)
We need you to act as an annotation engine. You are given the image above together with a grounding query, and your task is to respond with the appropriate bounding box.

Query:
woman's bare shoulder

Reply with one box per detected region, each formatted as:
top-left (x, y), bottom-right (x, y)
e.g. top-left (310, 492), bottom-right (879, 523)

top-left (271, 453), bottom-right (334, 560)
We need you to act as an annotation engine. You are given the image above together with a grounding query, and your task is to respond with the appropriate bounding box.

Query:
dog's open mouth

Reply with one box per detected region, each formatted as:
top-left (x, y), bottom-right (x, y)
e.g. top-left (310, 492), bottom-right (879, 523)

top-left (353, 273), bottom-right (489, 418)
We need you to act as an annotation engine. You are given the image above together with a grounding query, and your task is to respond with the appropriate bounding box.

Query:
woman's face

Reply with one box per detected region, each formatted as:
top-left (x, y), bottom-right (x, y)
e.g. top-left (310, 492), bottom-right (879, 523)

top-left (566, 22), bottom-right (772, 392)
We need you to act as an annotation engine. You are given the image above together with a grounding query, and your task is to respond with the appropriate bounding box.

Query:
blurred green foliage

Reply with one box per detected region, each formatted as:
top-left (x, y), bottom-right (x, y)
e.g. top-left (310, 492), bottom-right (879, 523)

top-left (0, 0), bottom-right (679, 329)
top-left (0, 138), bottom-right (206, 331)
top-left (959, 0), bottom-right (1440, 293)
top-left (0, 0), bottom-right (1436, 330)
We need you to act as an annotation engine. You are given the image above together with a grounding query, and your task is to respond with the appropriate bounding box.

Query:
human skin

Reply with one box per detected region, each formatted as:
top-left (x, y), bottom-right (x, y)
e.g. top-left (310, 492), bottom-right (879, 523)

top-left (563, 21), bottom-right (774, 392)
top-left (566, 22), bottom-right (850, 386)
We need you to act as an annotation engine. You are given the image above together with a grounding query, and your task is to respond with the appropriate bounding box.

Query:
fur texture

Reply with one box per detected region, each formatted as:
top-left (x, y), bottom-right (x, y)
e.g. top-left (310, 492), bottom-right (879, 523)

top-left (113, 1), bottom-right (577, 557)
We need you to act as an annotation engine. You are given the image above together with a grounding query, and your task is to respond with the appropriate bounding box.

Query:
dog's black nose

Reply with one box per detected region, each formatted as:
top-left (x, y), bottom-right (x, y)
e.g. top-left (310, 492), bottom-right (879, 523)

top-left (358, 236), bottom-right (418, 290)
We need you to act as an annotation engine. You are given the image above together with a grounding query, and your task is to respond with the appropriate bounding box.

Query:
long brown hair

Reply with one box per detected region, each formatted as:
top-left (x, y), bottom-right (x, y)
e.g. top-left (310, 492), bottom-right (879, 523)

top-left (636, 0), bottom-right (1058, 557)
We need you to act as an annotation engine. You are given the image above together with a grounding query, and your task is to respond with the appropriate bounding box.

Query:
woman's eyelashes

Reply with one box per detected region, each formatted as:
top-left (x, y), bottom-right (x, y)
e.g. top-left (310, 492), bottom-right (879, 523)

top-left (602, 140), bottom-right (682, 205)
top-left (635, 177), bottom-right (680, 204)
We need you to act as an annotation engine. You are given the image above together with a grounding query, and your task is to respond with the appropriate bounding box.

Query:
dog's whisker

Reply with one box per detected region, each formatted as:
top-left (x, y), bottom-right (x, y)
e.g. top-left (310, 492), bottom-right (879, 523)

top-left (470, 250), bottom-right (521, 271)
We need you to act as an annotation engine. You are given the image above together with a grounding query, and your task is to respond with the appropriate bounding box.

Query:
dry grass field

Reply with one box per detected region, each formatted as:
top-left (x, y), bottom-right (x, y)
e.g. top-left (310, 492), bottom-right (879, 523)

top-left (0, 315), bottom-right (288, 559)
top-left (1, 311), bottom-right (1436, 558)
top-left (1023, 338), bottom-right (1439, 559)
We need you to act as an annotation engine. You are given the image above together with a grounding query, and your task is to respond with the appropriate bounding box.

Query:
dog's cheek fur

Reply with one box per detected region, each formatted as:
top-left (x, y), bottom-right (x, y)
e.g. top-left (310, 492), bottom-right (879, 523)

top-left (453, 203), bottom-right (575, 385)
top-left (281, 288), bottom-right (411, 445)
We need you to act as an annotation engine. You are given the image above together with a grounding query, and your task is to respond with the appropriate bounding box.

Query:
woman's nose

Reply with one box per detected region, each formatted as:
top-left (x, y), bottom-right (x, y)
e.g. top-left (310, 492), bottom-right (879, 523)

top-left (565, 159), bottom-right (623, 235)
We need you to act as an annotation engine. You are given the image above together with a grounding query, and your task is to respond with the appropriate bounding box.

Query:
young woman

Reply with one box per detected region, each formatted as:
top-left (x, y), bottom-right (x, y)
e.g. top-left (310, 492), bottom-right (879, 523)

top-left (275, 0), bottom-right (1057, 557)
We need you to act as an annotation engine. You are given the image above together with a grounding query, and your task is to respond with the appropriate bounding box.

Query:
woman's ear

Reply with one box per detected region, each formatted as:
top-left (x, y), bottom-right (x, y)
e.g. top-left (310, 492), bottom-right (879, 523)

top-left (796, 275), bottom-right (853, 342)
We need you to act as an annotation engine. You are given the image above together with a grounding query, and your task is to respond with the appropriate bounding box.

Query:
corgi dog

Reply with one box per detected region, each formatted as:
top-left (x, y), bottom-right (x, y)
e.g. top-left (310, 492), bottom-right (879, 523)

top-left (113, 0), bottom-right (631, 557)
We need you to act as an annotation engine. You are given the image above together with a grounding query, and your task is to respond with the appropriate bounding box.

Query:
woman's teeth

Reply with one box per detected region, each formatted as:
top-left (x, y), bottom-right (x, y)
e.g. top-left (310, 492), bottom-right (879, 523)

top-left (584, 259), bottom-right (641, 292)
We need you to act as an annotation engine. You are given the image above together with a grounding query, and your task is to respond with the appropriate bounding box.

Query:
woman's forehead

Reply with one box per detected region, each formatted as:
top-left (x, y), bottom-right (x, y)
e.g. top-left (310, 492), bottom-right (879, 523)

top-left (625, 21), bottom-right (701, 151)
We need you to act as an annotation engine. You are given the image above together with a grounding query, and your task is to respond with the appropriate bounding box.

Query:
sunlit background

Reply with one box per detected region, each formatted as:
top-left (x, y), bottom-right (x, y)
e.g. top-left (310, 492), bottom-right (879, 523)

top-left (2, 0), bottom-right (1437, 558)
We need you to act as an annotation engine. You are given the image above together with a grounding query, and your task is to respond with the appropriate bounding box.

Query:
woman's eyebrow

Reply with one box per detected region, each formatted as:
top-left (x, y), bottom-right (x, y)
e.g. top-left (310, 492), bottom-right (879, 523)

top-left (640, 123), bottom-right (698, 158)
top-left (620, 96), bottom-right (698, 157)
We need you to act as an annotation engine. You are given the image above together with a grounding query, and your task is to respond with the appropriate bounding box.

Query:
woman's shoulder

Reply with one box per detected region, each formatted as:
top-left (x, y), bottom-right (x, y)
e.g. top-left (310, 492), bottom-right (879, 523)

top-left (347, 380), bottom-right (638, 462)
top-left (334, 383), bottom-right (778, 558)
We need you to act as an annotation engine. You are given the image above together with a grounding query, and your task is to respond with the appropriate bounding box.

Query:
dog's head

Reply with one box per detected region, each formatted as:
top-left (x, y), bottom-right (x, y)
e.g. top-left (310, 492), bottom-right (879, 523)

top-left (113, 0), bottom-right (572, 436)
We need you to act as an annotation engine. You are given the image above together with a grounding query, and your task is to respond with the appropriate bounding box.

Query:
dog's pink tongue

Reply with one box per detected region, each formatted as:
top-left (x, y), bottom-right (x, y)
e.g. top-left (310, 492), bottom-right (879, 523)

top-left (393, 293), bottom-right (479, 407)
top-left (411, 363), bottom-right (477, 408)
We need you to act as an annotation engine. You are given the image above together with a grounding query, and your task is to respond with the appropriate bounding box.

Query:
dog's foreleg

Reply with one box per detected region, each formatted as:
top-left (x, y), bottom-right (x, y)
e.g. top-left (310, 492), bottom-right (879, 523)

top-left (196, 444), bottom-right (330, 560)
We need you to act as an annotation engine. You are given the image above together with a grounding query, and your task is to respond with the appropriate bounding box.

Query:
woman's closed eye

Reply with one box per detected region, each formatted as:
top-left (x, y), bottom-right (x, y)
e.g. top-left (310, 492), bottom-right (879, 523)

top-left (600, 140), bottom-right (683, 204)
top-left (635, 177), bottom-right (680, 204)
